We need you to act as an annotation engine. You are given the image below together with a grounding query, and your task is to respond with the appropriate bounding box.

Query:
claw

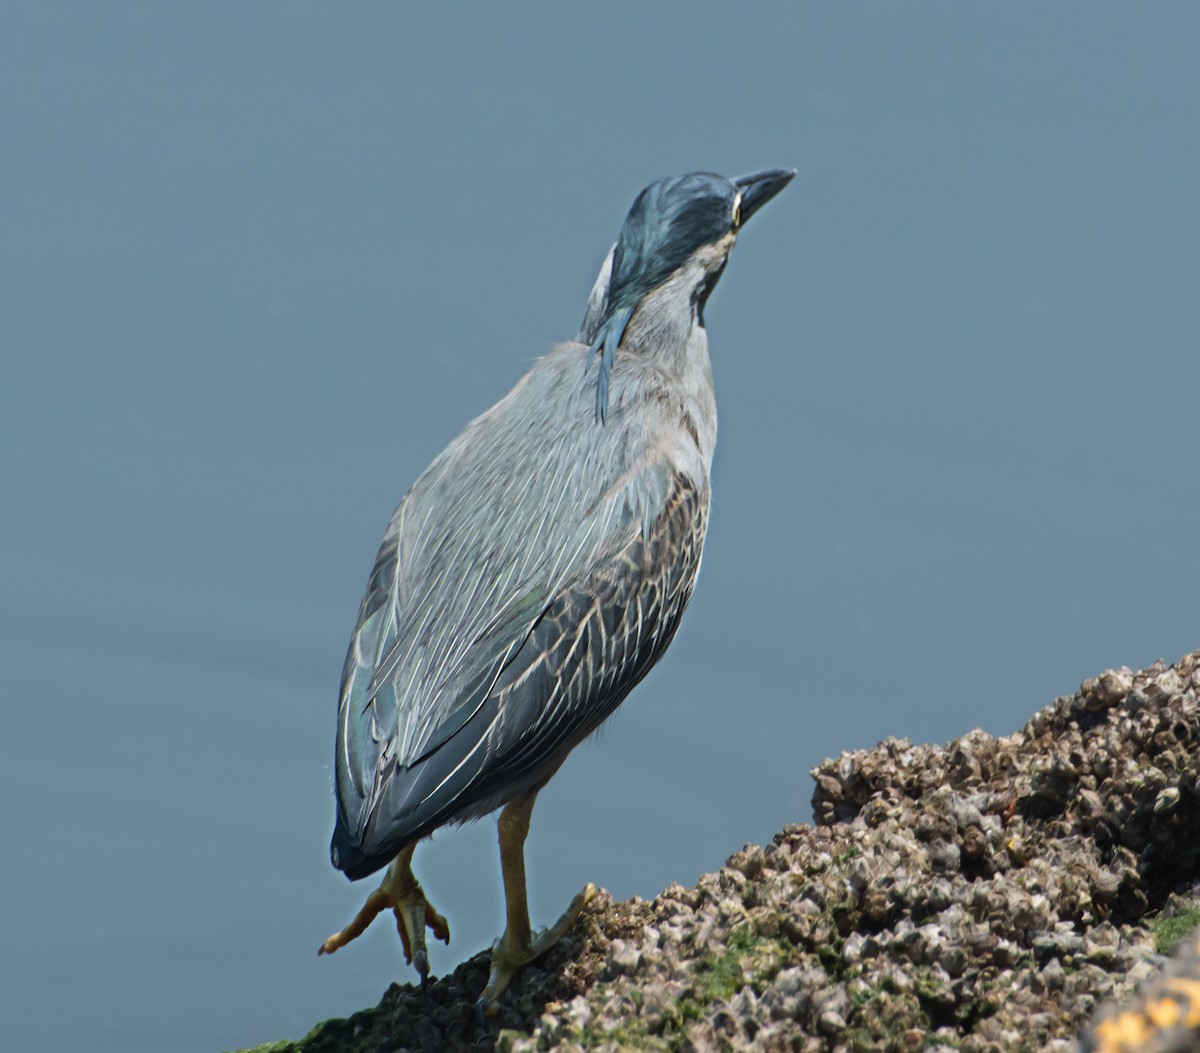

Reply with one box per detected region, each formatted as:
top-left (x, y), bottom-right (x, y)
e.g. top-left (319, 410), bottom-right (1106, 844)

top-left (319, 847), bottom-right (449, 989)
top-left (478, 882), bottom-right (596, 1014)
top-left (318, 888), bottom-right (390, 956)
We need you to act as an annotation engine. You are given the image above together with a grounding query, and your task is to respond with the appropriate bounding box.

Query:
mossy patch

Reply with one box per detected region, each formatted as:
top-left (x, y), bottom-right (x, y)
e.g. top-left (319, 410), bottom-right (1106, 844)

top-left (572, 924), bottom-right (792, 1050)
top-left (692, 925), bottom-right (764, 1003)
top-left (227, 1003), bottom-right (392, 1053)
top-left (1149, 905), bottom-right (1200, 954)
top-left (575, 1015), bottom-right (670, 1052)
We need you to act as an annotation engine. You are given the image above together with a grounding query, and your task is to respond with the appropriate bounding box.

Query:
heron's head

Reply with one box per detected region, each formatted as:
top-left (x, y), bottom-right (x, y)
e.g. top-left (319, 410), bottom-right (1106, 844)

top-left (605, 168), bottom-right (794, 315)
top-left (580, 167), bottom-right (794, 421)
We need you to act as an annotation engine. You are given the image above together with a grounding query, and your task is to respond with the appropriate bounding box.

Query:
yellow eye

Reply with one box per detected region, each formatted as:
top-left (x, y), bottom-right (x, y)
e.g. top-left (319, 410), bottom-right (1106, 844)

top-left (732, 192), bottom-right (743, 228)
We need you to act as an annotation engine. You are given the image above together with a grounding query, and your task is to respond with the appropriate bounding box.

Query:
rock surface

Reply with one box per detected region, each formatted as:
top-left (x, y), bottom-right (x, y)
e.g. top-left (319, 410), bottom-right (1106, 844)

top-left (233, 650), bottom-right (1200, 1053)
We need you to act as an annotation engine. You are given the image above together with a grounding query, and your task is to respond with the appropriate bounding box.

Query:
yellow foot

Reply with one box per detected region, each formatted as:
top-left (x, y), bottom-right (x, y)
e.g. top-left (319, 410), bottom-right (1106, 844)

top-left (478, 883), bottom-right (595, 1016)
top-left (318, 858), bottom-right (450, 987)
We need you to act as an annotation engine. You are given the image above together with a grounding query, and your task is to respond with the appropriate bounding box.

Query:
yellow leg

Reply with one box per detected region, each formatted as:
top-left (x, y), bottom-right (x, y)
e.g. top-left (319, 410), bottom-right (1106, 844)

top-left (478, 792), bottom-right (596, 1015)
top-left (319, 842), bottom-right (450, 986)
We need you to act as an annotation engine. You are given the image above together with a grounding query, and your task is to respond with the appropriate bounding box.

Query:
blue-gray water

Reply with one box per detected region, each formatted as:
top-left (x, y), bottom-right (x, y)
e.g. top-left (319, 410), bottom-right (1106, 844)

top-left (3, 4), bottom-right (1198, 1051)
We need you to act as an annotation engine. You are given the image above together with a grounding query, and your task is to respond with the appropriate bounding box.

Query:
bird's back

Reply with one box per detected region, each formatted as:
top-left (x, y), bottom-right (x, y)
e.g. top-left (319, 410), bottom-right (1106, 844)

top-left (333, 332), bottom-right (715, 877)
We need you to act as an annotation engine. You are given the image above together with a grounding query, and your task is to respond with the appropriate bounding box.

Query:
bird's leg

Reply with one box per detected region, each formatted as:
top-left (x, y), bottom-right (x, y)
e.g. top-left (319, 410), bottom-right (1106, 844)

top-left (318, 842), bottom-right (450, 987)
top-left (478, 792), bottom-right (596, 1015)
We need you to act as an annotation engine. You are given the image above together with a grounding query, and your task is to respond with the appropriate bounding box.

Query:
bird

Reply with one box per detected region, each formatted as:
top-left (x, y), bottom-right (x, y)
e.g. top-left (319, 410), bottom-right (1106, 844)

top-left (318, 167), bottom-right (795, 1013)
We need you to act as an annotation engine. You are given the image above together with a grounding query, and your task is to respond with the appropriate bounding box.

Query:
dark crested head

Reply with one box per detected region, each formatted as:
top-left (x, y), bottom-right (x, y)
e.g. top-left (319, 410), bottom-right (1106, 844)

top-left (582, 166), bottom-right (793, 422)
top-left (606, 168), bottom-right (794, 312)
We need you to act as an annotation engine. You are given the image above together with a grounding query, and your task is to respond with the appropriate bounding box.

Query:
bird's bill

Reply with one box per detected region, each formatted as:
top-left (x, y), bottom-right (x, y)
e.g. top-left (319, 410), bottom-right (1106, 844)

top-left (733, 168), bottom-right (796, 226)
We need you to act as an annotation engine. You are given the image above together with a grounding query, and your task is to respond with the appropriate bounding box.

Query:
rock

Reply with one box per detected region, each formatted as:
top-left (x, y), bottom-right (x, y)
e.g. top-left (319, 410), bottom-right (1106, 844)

top-left (231, 648), bottom-right (1200, 1053)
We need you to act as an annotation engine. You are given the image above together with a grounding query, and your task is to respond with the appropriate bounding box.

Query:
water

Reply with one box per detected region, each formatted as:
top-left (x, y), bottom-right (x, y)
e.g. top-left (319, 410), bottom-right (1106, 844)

top-left (3, 5), bottom-right (1199, 1050)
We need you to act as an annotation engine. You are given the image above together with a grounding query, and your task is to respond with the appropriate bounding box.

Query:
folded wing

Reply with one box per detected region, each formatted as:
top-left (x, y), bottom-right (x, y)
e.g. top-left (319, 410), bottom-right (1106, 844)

top-left (332, 425), bottom-right (706, 877)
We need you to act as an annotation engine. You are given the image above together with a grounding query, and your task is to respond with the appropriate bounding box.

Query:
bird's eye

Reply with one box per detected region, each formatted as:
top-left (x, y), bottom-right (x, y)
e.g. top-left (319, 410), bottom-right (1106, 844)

top-left (731, 192), bottom-right (743, 228)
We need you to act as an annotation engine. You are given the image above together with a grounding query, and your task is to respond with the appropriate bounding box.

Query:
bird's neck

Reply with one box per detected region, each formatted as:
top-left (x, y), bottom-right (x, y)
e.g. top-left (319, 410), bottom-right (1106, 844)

top-left (616, 261), bottom-right (719, 472)
top-left (620, 258), bottom-right (715, 377)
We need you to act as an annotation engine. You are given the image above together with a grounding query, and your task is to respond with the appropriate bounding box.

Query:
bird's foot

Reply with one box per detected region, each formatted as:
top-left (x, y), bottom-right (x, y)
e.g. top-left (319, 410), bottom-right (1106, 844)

top-left (318, 866), bottom-right (450, 988)
top-left (477, 882), bottom-right (595, 1017)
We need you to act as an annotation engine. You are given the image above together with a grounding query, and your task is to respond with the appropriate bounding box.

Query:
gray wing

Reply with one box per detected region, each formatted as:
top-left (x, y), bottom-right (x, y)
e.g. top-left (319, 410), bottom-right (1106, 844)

top-left (464, 470), bottom-right (706, 799)
top-left (332, 455), bottom-right (706, 878)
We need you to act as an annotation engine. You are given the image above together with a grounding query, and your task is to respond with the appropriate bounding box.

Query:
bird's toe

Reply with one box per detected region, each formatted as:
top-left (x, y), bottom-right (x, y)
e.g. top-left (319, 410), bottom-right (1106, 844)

top-left (478, 883), bottom-right (597, 1012)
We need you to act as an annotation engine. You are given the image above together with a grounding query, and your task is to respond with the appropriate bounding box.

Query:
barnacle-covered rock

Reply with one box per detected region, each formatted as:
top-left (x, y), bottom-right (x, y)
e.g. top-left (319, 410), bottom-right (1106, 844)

top-left (233, 649), bottom-right (1200, 1053)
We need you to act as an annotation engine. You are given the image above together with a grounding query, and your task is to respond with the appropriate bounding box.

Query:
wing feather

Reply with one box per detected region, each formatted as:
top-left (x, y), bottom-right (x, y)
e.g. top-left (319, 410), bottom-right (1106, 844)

top-left (335, 468), bottom-right (706, 877)
top-left (332, 346), bottom-right (710, 876)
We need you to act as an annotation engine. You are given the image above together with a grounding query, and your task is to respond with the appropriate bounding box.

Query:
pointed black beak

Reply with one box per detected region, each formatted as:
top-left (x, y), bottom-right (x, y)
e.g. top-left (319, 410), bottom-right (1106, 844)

top-left (733, 168), bottom-right (796, 226)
